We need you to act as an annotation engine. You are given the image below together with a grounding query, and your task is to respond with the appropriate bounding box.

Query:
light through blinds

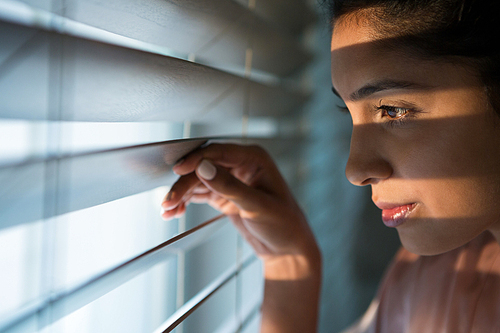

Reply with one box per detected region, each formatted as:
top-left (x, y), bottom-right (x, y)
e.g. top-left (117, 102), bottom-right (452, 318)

top-left (0, 0), bottom-right (313, 332)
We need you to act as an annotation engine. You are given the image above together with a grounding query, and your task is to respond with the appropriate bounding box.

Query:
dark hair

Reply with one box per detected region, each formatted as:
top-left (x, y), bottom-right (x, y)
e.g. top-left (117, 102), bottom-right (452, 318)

top-left (324, 0), bottom-right (500, 114)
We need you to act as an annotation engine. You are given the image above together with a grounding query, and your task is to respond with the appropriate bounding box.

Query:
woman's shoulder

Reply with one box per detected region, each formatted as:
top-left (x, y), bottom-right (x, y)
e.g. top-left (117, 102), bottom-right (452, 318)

top-left (374, 231), bottom-right (500, 333)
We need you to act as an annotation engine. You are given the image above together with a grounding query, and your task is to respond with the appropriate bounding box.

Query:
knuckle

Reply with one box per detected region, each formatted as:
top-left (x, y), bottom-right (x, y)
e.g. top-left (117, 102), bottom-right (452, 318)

top-left (204, 143), bottom-right (225, 159)
top-left (249, 144), bottom-right (268, 157)
top-left (247, 145), bottom-right (272, 166)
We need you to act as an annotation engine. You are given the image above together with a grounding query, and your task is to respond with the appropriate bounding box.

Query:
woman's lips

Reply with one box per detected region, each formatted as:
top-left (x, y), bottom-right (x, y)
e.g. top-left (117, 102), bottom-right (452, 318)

top-left (379, 203), bottom-right (417, 227)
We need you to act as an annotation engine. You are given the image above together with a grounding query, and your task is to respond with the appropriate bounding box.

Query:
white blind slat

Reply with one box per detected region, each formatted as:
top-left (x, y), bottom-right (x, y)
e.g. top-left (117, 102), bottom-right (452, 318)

top-left (0, 138), bottom-right (207, 229)
top-left (69, 0), bottom-right (310, 76)
top-left (0, 136), bottom-right (301, 230)
top-left (1, 0), bottom-right (310, 76)
top-left (0, 21), bottom-right (306, 122)
top-left (0, 214), bottom-right (227, 333)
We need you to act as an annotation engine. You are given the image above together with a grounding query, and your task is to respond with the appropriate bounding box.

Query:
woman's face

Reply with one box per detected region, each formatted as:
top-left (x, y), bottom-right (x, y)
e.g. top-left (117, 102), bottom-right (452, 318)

top-left (331, 15), bottom-right (500, 255)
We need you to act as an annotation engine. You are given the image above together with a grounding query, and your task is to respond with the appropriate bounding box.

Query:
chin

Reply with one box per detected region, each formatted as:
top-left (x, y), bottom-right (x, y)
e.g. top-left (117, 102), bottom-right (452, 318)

top-left (399, 241), bottom-right (446, 256)
top-left (394, 215), bottom-right (491, 256)
top-left (397, 230), bottom-right (472, 257)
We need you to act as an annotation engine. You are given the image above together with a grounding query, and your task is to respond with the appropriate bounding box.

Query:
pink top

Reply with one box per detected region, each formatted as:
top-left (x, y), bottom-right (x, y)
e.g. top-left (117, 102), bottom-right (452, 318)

top-left (348, 232), bottom-right (500, 333)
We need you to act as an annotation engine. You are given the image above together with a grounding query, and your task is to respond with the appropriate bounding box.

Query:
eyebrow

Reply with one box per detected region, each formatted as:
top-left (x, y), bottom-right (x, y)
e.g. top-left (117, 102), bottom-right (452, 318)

top-left (331, 79), bottom-right (431, 102)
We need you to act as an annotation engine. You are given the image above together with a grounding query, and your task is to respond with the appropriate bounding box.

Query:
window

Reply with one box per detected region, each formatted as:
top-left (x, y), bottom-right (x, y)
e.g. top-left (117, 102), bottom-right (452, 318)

top-left (0, 0), bottom-right (312, 332)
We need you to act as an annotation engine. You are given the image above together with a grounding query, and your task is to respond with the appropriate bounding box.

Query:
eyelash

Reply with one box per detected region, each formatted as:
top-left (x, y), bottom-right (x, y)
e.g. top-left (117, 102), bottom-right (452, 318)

top-left (375, 105), bottom-right (413, 127)
top-left (338, 104), bottom-right (418, 127)
top-left (338, 105), bottom-right (349, 113)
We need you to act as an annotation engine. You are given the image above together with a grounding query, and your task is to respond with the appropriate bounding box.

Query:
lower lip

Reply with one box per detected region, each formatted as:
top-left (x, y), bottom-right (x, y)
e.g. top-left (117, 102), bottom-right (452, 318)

top-left (381, 204), bottom-right (416, 227)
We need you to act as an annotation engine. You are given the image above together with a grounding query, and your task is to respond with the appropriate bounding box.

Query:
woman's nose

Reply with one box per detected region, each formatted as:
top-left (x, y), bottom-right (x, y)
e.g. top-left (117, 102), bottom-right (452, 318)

top-left (345, 126), bottom-right (393, 186)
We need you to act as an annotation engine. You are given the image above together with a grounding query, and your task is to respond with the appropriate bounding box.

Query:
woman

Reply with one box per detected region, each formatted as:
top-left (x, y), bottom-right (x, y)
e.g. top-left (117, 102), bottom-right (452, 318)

top-left (161, 0), bottom-right (500, 331)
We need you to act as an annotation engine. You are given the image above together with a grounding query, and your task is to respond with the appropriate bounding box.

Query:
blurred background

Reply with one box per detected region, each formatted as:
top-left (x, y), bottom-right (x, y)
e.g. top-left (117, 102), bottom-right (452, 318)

top-left (0, 0), bottom-right (400, 332)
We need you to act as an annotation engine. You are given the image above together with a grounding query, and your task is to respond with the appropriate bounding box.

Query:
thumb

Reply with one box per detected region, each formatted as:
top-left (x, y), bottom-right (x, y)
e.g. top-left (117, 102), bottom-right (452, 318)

top-left (195, 159), bottom-right (269, 213)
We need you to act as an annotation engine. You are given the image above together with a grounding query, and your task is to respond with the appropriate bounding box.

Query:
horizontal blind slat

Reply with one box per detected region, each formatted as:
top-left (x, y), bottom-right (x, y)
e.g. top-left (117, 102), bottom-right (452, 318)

top-left (0, 136), bottom-right (303, 170)
top-left (1, 0), bottom-right (310, 76)
top-left (0, 138), bottom-right (207, 229)
top-left (0, 20), bottom-right (307, 122)
top-left (0, 214), bottom-right (227, 333)
top-left (0, 136), bottom-right (301, 229)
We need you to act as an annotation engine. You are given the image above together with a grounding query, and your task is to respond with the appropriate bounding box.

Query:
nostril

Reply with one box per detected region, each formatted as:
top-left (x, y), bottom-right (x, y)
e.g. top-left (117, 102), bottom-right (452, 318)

top-left (345, 155), bottom-right (393, 186)
top-left (360, 178), bottom-right (375, 186)
top-left (345, 169), bottom-right (370, 187)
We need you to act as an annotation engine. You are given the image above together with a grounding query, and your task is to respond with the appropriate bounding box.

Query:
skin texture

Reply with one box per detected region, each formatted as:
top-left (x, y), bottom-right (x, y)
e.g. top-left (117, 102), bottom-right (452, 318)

top-left (161, 144), bottom-right (321, 333)
top-left (161, 10), bottom-right (500, 332)
top-left (331, 14), bottom-right (500, 255)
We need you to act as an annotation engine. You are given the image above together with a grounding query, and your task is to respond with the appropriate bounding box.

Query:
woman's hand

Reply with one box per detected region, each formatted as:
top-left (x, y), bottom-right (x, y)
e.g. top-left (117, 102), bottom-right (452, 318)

top-left (161, 143), bottom-right (322, 332)
top-left (160, 143), bottom-right (318, 261)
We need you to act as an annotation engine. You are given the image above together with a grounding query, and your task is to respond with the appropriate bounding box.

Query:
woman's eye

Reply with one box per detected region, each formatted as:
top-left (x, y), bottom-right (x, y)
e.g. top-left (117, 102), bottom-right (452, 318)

top-left (379, 106), bottom-right (410, 119)
top-left (373, 103), bottom-right (423, 128)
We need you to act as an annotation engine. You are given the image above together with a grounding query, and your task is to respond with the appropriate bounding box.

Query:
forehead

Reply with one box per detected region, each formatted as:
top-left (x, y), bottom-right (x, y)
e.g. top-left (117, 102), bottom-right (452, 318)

top-left (330, 16), bottom-right (474, 101)
top-left (330, 14), bottom-right (376, 50)
top-left (331, 19), bottom-right (416, 98)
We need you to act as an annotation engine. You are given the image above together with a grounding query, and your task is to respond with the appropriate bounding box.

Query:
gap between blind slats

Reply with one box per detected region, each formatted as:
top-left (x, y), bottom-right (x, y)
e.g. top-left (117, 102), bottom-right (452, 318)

top-left (153, 254), bottom-right (257, 333)
top-left (0, 0), bottom-right (310, 77)
top-left (0, 20), bottom-right (307, 122)
top-left (0, 214), bottom-right (228, 333)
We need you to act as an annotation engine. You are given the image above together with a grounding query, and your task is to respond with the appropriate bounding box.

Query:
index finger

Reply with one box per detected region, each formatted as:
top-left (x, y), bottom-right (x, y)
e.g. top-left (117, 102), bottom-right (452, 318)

top-left (172, 143), bottom-right (270, 176)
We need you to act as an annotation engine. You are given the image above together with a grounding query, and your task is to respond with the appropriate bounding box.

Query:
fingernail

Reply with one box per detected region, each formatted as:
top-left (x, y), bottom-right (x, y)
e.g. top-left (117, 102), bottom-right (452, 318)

top-left (197, 159), bottom-right (216, 180)
top-left (166, 191), bottom-right (173, 201)
top-left (160, 207), bottom-right (166, 215)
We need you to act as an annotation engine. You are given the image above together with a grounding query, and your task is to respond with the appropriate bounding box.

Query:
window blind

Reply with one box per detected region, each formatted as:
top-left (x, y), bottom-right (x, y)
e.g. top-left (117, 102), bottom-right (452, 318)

top-left (0, 0), bottom-right (313, 332)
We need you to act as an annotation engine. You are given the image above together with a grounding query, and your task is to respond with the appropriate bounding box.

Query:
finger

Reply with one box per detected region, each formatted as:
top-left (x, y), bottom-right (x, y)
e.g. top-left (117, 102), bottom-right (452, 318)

top-left (207, 192), bottom-right (239, 213)
top-left (173, 143), bottom-right (269, 176)
top-left (161, 185), bottom-right (201, 220)
top-left (195, 159), bottom-right (273, 213)
top-left (161, 199), bottom-right (189, 220)
top-left (192, 184), bottom-right (210, 194)
top-left (187, 192), bottom-right (240, 216)
top-left (174, 144), bottom-right (286, 195)
top-left (162, 172), bottom-right (200, 209)
top-left (161, 204), bottom-right (181, 220)
top-left (174, 202), bottom-right (187, 218)
top-left (162, 188), bottom-right (215, 221)
top-left (190, 192), bottom-right (212, 203)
